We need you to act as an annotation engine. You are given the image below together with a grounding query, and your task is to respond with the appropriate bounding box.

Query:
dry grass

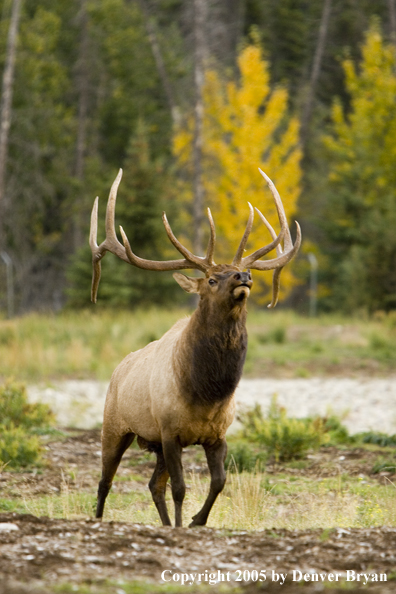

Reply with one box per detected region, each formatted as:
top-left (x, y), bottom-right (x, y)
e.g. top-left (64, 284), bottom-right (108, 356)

top-left (20, 469), bottom-right (396, 531)
top-left (1, 308), bottom-right (396, 381)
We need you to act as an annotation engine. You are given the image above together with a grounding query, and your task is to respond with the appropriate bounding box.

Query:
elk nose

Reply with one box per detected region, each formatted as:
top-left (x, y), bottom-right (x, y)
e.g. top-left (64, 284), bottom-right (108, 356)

top-left (234, 271), bottom-right (252, 284)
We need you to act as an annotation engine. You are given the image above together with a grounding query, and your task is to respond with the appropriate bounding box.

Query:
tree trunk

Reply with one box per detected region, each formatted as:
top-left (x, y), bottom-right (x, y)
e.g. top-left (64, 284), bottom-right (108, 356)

top-left (0, 0), bottom-right (22, 239)
top-left (389, 0), bottom-right (396, 45)
top-left (138, 0), bottom-right (179, 125)
top-left (192, 0), bottom-right (207, 257)
top-left (301, 0), bottom-right (332, 145)
top-left (73, 0), bottom-right (90, 250)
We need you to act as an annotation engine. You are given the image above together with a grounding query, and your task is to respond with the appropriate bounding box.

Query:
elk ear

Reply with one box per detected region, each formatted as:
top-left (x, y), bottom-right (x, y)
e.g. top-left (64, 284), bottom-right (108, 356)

top-left (173, 273), bottom-right (201, 294)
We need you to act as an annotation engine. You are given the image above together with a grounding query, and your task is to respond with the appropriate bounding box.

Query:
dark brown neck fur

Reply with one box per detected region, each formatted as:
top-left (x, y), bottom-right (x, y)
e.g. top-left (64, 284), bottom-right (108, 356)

top-left (175, 295), bottom-right (248, 406)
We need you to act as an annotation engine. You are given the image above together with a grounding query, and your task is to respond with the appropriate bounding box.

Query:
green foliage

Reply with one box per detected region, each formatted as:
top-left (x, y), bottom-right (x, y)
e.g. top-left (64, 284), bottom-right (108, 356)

top-left (323, 415), bottom-right (351, 445)
top-left (1, 0), bottom-right (395, 314)
top-left (0, 425), bottom-right (43, 469)
top-left (225, 440), bottom-right (267, 473)
top-left (358, 432), bottom-right (396, 448)
top-left (371, 458), bottom-right (396, 475)
top-left (239, 398), bottom-right (328, 462)
top-left (0, 380), bottom-right (54, 429)
top-left (257, 326), bottom-right (286, 344)
top-left (321, 23), bottom-right (396, 312)
top-left (0, 380), bottom-right (53, 468)
top-left (67, 121), bottom-right (182, 307)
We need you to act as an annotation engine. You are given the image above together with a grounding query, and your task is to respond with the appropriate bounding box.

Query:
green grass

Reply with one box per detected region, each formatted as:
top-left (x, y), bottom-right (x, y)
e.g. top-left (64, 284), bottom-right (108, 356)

top-left (3, 467), bottom-right (394, 532)
top-left (1, 308), bottom-right (396, 381)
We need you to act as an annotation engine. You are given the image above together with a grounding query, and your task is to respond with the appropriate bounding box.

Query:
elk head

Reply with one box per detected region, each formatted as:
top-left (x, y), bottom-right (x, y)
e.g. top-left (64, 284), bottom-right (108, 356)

top-left (89, 168), bottom-right (301, 307)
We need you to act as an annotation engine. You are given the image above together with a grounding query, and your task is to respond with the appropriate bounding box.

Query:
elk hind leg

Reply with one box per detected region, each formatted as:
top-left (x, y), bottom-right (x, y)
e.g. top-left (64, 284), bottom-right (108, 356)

top-left (189, 439), bottom-right (227, 527)
top-left (163, 439), bottom-right (185, 527)
top-left (96, 431), bottom-right (135, 518)
top-left (149, 447), bottom-right (171, 526)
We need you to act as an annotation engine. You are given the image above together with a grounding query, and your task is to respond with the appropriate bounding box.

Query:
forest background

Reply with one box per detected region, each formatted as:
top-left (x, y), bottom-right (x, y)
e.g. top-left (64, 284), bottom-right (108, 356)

top-left (0, 0), bottom-right (396, 316)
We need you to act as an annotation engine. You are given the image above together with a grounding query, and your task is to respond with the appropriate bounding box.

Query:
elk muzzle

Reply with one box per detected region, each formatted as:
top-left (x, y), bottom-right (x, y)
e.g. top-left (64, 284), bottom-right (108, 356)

top-left (232, 271), bottom-right (253, 300)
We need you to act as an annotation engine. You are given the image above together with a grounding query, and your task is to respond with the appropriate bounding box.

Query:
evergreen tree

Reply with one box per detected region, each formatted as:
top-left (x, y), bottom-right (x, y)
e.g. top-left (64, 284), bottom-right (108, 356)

top-left (321, 23), bottom-right (396, 312)
top-left (67, 120), bottom-right (181, 306)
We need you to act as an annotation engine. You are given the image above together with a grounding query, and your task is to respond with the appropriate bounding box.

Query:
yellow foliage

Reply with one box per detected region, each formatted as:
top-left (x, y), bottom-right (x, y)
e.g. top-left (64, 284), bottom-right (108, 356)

top-left (173, 44), bottom-right (302, 303)
top-left (323, 23), bottom-right (396, 207)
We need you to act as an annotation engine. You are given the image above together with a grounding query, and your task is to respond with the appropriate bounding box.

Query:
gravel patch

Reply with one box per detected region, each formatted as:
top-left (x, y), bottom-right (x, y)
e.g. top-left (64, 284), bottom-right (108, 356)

top-left (27, 377), bottom-right (396, 435)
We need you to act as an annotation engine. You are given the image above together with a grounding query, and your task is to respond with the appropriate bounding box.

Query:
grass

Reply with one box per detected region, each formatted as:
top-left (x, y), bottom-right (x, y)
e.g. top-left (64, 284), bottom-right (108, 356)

top-left (1, 307), bottom-right (396, 381)
top-left (3, 465), bottom-right (394, 531)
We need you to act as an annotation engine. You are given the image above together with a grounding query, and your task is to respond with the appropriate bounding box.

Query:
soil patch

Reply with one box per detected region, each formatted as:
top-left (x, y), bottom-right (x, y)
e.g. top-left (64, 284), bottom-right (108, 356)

top-left (0, 513), bottom-right (395, 592)
top-left (1, 431), bottom-right (395, 592)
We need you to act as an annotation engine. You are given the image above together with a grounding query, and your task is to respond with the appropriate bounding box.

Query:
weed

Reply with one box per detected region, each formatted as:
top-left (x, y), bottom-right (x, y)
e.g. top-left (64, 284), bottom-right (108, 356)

top-left (225, 441), bottom-right (267, 473)
top-left (358, 431), bottom-right (396, 447)
top-left (0, 379), bottom-right (54, 469)
top-left (372, 458), bottom-right (396, 474)
top-left (0, 425), bottom-right (43, 468)
top-left (257, 326), bottom-right (286, 344)
top-left (239, 398), bottom-right (328, 462)
top-left (0, 379), bottom-right (54, 429)
top-left (323, 415), bottom-right (352, 445)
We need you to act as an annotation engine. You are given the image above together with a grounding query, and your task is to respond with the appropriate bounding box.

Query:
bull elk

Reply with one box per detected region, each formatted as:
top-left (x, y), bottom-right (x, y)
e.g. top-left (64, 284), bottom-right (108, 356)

top-left (90, 168), bottom-right (301, 527)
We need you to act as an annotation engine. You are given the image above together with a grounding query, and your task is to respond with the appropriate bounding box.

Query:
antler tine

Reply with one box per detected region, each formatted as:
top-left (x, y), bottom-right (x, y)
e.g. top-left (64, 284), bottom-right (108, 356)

top-left (89, 197), bottom-right (102, 303)
top-left (118, 226), bottom-right (201, 272)
top-left (240, 208), bottom-right (284, 268)
top-left (267, 268), bottom-right (283, 309)
top-left (238, 169), bottom-right (301, 308)
top-left (258, 167), bottom-right (293, 251)
top-left (89, 169), bottom-right (129, 303)
top-left (255, 208), bottom-right (283, 256)
top-left (162, 213), bottom-right (210, 273)
top-left (232, 203), bottom-right (254, 267)
top-left (253, 208), bottom-right (283, 309)
top-left (249, 221), bottom-right (301, 273)
top-left (205, 208), bottom-right (216, 266)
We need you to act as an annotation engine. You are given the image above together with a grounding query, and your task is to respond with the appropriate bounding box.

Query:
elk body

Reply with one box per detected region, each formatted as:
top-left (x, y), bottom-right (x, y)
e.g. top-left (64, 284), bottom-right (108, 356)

top-left (90, 168), bottom-right (301, 527)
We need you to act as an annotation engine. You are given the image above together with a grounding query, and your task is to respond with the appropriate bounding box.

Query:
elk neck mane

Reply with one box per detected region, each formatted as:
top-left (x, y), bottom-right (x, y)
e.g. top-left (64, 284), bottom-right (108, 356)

top-left (174, 294), bottom-right (248, 406)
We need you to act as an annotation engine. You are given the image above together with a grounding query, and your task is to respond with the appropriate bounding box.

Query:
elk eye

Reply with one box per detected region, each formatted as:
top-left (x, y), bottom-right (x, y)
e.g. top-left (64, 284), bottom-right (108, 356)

top-left (208, 278), bottom-right (217, 286)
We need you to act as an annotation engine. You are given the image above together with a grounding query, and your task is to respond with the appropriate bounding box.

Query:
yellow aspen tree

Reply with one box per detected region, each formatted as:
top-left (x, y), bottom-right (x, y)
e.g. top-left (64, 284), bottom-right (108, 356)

top-left (174, 43), bottom-right (302, 303)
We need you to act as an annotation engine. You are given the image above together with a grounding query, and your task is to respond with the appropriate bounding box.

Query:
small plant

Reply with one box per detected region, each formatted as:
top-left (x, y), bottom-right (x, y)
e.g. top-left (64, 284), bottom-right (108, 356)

top-left (0, 425), bottom-right (43, 468)
top-left (0, 380), bottom-right (54, 469)
top-left (323, 415), bottom-right (351, 445)
top-left (372, 458), bottom-right (396, 475)
top-left (257, 326), bottom-right (286, 344)
top-left (239, 398), bottom-right (328, 462)
top-left (358, 431), bottom-right (396, 447)
top-left (0, 380), bottom-right (54, 429)
top-left (225, 440), bottom-right (267, 473)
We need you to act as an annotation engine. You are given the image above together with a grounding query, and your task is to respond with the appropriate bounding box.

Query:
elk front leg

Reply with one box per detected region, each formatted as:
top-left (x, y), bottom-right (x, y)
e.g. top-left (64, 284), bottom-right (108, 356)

top-left (149, 449), bottom-right (171, 526)
top-left (162, 439), bottom-right (185, 527)
top-left (189, 438), bottom-right (227, 527)
top-left (96, 431), bottom-right (135, 518)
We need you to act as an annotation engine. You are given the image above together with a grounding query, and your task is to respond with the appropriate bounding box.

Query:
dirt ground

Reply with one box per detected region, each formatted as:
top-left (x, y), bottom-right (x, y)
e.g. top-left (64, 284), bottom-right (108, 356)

top-left (1, 430), bottom-right (396, 593)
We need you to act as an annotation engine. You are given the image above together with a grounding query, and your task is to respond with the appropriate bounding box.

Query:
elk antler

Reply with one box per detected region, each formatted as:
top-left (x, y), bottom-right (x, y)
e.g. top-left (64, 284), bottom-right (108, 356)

top-left (232, 168), bottom-right (301, 308)
top-left (90, 168), bottom-right (301, 306)
top-left (89, 169), bottom-right (216, 303)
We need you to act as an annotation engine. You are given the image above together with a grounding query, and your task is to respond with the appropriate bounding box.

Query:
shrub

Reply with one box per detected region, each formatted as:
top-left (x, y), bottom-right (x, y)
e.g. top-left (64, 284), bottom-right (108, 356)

top-left (358, 432), bottom-right (396, 447)
top-left (0, 425), bottom-right (43, 468)
top-left (0, 380), bottom-right (54, 469)
top-left (0, 380), bottom-right (54, 429)
top-left (239, 398), bottom-right (328, 462)
top-left (225, 441), bottom-right (267, 473)
top-left (323, 415), bottom-right (351, 445)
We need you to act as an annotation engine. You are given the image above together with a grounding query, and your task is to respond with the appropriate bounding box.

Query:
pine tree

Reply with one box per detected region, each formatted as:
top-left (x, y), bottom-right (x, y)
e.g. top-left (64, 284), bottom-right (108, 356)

top-left (321, 23), bottom-right (396, 312)
top-left (67, 120), bottom-right (181, 307)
